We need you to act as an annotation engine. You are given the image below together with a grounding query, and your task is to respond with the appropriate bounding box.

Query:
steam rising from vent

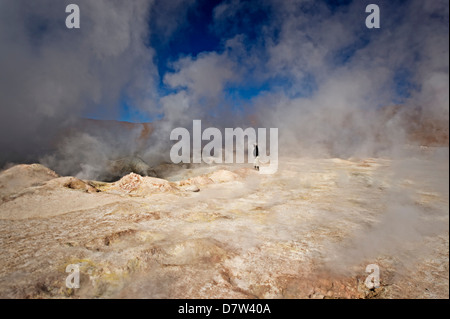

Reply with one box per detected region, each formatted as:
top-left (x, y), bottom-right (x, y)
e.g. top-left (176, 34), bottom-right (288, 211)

top-left (0, 0), bottom-right (157, 167)
top-left (0, 0), bottom-right (448, 179)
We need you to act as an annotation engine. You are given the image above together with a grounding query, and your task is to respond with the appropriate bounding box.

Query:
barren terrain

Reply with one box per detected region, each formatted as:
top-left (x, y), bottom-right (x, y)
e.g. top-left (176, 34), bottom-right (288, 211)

top-left (0, 148), bottom-right (448, 299)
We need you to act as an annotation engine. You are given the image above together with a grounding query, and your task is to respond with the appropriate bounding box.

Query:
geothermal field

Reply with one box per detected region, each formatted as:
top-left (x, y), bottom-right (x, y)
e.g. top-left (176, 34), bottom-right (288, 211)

top-left (0, 0), bottom-right (448, 301)
top-left (0, 147), bottom-right (448, 299)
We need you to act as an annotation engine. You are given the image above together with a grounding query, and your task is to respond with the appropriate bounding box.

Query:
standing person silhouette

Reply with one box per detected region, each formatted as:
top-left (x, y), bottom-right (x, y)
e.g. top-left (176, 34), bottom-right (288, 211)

top-left (253, 143), bottom-right (259, 171)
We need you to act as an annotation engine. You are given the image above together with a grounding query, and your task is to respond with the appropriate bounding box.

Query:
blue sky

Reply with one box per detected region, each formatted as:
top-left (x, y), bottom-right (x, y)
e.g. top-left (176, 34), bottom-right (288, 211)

top-left (106, 0), bottom-right (429, 123)
top-left (117, 0), bottom-right (356, 122)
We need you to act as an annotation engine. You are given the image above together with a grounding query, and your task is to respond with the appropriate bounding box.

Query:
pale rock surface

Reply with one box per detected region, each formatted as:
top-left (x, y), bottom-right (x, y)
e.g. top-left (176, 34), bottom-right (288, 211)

top-left (0, 151), bottom-right (448, 299)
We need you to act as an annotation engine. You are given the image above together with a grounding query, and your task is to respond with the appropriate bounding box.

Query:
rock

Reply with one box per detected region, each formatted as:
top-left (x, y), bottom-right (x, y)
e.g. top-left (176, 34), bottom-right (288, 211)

top-left (116, 173), bottom-right (143, 193)
top-left (207, 170), bottom-right (240, 183)
top-left (138, 177), bottom-right (177, 194)
top-left (0, 164), bottom-right (59, 200)
top-left (64, 177), bottom-right (98, 193)
top-left (108, 173), bottom-right (177, 195)
top-left (108, 156), bottom-right (157, 179)
top-left (184, 185), bottom-right (200, 192)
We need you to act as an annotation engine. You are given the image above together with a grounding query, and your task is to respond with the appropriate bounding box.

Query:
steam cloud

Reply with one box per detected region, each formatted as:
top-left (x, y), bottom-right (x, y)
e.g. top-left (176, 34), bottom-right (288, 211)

top-left (0, 0), bottom-right (448, 177)
top-left (0, 0), bottom-right (157, 166)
